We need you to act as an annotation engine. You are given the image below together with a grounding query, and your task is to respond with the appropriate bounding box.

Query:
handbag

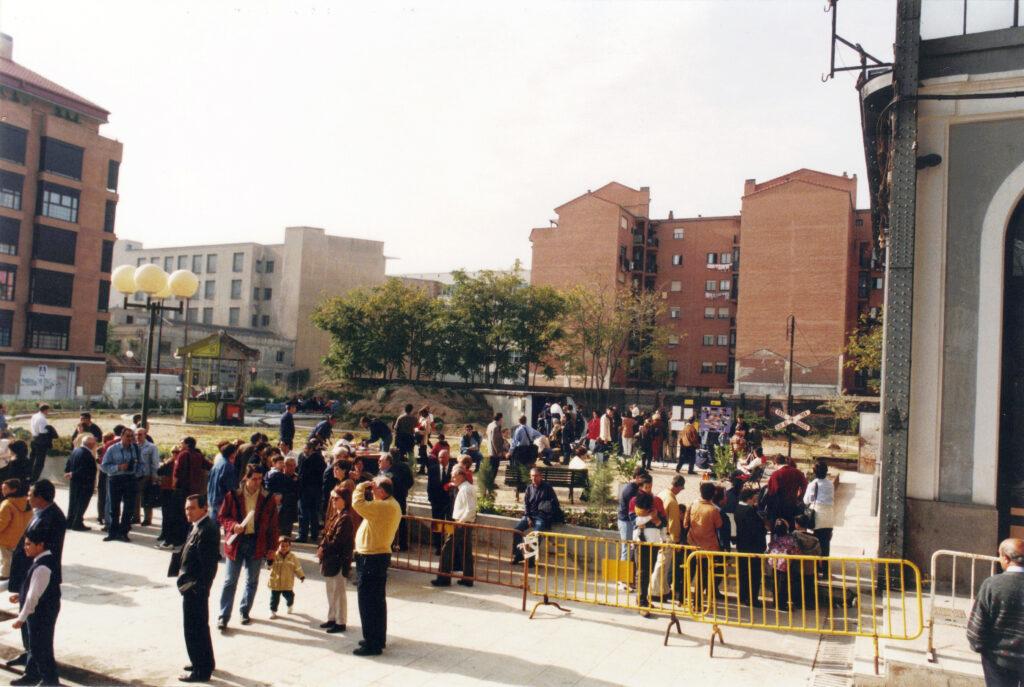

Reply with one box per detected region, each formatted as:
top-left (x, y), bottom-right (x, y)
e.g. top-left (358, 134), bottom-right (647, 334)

top-left (144, 480), bottom-right (162, 508)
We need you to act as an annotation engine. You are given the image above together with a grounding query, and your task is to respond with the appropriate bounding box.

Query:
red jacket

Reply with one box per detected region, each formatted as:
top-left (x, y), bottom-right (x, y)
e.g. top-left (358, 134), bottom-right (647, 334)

top-left (172, 448), bottom-right (207, 494)
top-left (767, 464), bottom-right (808, 506)
top-left (218, 488), bottom-right (279, 562)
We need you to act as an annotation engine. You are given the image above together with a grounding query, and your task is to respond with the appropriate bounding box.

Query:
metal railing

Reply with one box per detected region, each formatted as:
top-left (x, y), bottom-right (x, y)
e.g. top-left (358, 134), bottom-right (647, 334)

top-left (390, 514), bottom-right (530, 610)
top-left (926, 549), bottom-right (999, 662)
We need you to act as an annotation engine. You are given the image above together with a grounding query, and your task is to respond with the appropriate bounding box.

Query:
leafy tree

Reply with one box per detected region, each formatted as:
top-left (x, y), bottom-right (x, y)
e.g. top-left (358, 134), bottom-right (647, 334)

top-left (845, 309), bottom-right (883, 393)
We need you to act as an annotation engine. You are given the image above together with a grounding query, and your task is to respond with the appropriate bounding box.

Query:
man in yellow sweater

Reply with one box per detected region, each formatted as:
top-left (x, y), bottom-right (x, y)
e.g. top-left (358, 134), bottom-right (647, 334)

top-left (351, 476), bottom-right (402, 656)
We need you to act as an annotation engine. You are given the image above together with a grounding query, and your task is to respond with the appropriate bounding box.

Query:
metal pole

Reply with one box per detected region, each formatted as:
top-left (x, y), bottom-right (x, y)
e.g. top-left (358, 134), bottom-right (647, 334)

top-left (155, 307), bottom-right (164, 373)
top-left (787, 314), bottom-right (796, 459)
top-left (141, 298), bottom-right (158, 427)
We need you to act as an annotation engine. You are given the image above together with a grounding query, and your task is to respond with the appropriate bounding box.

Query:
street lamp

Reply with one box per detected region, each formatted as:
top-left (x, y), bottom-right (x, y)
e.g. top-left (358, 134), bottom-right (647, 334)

top-left (111, 264), bottom-right (199, 426)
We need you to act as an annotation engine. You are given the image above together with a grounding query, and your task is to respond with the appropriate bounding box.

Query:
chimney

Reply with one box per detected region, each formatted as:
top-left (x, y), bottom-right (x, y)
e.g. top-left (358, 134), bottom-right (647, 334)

top-left (744, 178), bottom-right (756, 196)
top-left (668, 211), bottom-right (674, 220)
top-left (0, 34), bottom-right (12, 61)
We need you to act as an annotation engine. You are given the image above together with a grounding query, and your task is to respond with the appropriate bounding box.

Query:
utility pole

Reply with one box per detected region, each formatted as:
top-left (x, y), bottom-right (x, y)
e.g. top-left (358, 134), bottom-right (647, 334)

top-left (787, 314), bottom-right (796, 459)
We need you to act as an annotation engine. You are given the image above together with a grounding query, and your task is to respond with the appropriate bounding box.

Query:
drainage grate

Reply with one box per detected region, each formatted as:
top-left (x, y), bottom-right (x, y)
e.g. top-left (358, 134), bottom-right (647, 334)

top-left (809, 634), bottom-right (855, 687)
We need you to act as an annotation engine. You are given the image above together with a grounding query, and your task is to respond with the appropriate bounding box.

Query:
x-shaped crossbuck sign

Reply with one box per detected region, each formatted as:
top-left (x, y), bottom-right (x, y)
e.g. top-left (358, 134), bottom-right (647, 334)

top-left (774, 408), bottom-right (811, 431)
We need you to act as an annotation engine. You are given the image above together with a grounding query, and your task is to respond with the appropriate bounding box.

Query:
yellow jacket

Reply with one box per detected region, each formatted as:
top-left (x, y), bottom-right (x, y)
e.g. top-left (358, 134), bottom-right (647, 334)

top-left (352, 485), bottom-right (402, 555)
top-left (267, 551), bottom-right (305, 591)
top-left (658, 488), bottom-right (682, 544)
top-left (0, 496), bottom-right (32, 550)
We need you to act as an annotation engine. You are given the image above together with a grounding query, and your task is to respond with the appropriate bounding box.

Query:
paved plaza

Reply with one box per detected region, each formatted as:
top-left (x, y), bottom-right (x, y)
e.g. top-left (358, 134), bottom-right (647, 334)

top-left (0, 480), bottom-right (873, 687)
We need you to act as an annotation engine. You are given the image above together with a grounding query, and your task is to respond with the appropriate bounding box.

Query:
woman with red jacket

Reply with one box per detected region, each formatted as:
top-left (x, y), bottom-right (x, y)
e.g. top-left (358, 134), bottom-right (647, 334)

top-left (217, 465), bottom-right (279, 630)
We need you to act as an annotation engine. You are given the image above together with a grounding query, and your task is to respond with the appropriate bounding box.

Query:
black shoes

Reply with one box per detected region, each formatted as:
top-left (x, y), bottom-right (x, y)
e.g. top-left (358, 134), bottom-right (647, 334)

top-left (319, 621), bottom-right (335, 629)
top-left (5, 653), bottom-right (27, 667)
top-left (430, 579), bottom-right (450, 587)
top-left (353, 646), bottom-right (382, 656)
top-left (216, 618), bottom-right (227, 631)
top-left (102, 534), bottom-right (117, 542)
top-left (326, 624), bottom-right (345, 634)
top-left (178, 673), bottom-right (210, 683)
top-left (240, 615), bottom-right (252, 625)
top-left (10, 675), bottom-right (41, 686)
top-left (457, 579), bottom-right (474, 587)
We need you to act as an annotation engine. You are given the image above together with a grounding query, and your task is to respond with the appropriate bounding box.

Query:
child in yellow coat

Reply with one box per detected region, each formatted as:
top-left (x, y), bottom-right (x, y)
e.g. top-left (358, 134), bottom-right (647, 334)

top-left (267, 536), bottom-right (305, 618)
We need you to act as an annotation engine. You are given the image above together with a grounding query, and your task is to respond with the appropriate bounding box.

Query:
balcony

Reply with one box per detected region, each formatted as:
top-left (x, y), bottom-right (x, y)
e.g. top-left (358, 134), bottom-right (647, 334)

top-left (646, 237), bottom-right (659, 249)
top-left (645, 262), bottom-right (658, 274)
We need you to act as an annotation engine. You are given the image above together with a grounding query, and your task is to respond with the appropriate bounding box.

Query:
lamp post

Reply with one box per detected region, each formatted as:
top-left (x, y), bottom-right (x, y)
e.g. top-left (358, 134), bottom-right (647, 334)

top-left (111, 264), bottom-right (199, 427)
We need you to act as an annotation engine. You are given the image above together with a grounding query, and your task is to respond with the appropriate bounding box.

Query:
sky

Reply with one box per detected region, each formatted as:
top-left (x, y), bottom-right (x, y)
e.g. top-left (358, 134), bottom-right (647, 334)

top-left (0, 0), bottom-right (923, 274)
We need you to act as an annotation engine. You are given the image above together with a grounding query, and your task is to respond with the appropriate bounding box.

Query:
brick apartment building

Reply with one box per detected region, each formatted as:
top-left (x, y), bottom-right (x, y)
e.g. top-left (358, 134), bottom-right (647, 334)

top-left (530, 169), bottom-right (883, 395)
top-left (0, 34), bottom-right (122, 398)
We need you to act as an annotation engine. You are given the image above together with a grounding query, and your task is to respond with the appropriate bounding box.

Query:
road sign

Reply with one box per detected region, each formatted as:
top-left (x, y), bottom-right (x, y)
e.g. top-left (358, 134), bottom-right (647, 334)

top-left (773, 408), bottom-right (811, 431)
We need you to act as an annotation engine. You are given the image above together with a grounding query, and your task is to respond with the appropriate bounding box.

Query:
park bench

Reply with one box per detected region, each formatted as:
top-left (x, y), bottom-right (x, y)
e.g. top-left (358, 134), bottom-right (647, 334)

top-left (504, 464), bottom-right (590, 503)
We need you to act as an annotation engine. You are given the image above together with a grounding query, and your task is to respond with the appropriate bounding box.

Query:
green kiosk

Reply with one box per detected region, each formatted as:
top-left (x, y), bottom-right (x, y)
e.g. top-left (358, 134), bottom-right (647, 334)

top-left (176, 332), bottom-right (259, 425)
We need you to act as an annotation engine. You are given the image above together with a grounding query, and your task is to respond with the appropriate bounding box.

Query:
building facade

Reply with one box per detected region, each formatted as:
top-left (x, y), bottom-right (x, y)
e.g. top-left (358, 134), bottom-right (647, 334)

top-left (0, 34), bottom-right (122, 398)
top-left (109, 226), bottom-right (386, 386)
top-left (529, 172), bottom-right (883, 395)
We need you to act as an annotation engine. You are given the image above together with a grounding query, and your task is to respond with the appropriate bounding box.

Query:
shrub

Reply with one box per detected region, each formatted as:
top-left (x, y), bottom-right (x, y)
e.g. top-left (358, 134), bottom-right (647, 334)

top-left (478, 456), bottom-right (497, 500)
top-left (712, 444), bottom-right (734, 479)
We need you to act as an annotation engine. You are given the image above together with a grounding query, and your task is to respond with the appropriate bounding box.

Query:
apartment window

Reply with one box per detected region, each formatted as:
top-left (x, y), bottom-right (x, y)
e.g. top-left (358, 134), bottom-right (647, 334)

top-left (151, 257), bottom-right (160, 264)
top-left (101, 241), bottom-right (114, 273)
top-left (0, 123), bottom-right (27, 164)
top-left (673, 228), bottom-right (684, 239)
top-left (705, 280), bottom-right (717, 291)
top-left (263, 288), bottom-right (272, 300)
top-left (719, 279), bottom-right (731, 291)
top-left (107, 160), bottom-right (120, 191)
top-left (701, 362), bottom-right (713, 374)
top-left (669, 307), bottom-right (680, 319)
top-left (26, 313), bottom-right (70, 350)
top-left (0, 264), bottom-right (15, 301)
top-left (261, 315), bottom-right (270, 327)
top-left (858, 272), bottom-right (870, 299)
top-left (192, 255), bottom-right (202, 274)
top-left (718, 307), bottom-right (730, 319)
top-left (702, 334), bottom-right (714, 346)
top-left (229, 307), bottom-right (240, 326)
top-left (30, 269), bottom-right (74, 307)
top-left (668, 335), bottom-right (679, 347)
top-left (231, 279), bottom-right (242, 299)
top-left (163, 256), bottom-right (174, 272)
top-left (177, 255), bottom-right (187, 270)
top-left (38, 182), bottom-right (79, 223)
top-left (706, 252), bottom-right (718, 265)
top-left (202, 307), bottom-right (213, 324)
top-left (275, 350), bottom-right (284, 363)
top-left (98, 280), bottom-right (110, 311)
top-left (206, 254), bottom-right (217, 273)
top-left (253, 287), bottom-right (260, 301)
top-left (103, 200), bottom-right (116, 233)
top-left (232, 252), bottom-right (244, 272)
top-left (672, 255), bottom-right (682, 266)
top-left (855, 218), bottom-right (865, 227)
top-left (264, 260), bottom-right (275, 273)
top-left (0, 171), bottom-right (23, 210)
top-left (158, 341), bottom-right (172, 356)
top-left (39, 138), bottom-right (83, 180)
top-left (136, 258), bottom-right (145, 267)
top-left (0, 216), bottom-right (19, 255)
top-left (670, 280), bottom-right (682, 292)
top-left (32, 225), bottom-right (77, 265)
top-left (0, 310), bottom-right (11, 346)
top-left (704, 307), bottom-right (715, 319)
top-left (94, 321), bottom-right (107, 354)
top-left (204, 280), bottom-right (215, 299)
top-left (186, 308), bottom-right (198, 322)
top-left (873, 277), bottom-right (884, 290)
top-left (667, 360), bottom-right (678, 374)
top-left (720, 252), bottom-right (733, 265)
top-left (717, 335), bottom-right (728, 346)
top-left (715, 362), bottom-right (729, 375)
top-left (125, 315), bottom-right (134, 324)
top-left (251, 314), bottom-right (259, 328)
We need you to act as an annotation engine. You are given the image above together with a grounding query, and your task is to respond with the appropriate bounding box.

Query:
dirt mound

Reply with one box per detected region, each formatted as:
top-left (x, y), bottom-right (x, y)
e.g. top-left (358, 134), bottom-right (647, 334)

top-left (348, 384), bottom-right (494, 429)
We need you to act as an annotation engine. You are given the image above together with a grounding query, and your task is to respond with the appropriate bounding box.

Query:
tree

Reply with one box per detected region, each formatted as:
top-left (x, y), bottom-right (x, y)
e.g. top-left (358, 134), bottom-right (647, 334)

top-left (513, 285), bottom-right (568, 385)
top-left (845, 309), bottom-right (883, 393)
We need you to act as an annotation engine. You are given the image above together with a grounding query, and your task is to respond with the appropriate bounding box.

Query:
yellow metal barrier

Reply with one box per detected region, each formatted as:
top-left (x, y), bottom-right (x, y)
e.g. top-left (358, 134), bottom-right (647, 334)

top-left (686, 550), bottom-right (924, 673)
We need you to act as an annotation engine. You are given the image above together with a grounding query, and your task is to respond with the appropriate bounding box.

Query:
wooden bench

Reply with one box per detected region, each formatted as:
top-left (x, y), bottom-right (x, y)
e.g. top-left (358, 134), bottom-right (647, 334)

top-left (504, 465), bottom-right (590, 503)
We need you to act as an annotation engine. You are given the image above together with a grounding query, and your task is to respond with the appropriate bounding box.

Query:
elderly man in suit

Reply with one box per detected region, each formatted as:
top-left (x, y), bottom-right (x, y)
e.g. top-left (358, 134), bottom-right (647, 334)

top-left (968, 538), bottom-right (1024, 686)
top-left (177, 494), bottom-right (221, 683)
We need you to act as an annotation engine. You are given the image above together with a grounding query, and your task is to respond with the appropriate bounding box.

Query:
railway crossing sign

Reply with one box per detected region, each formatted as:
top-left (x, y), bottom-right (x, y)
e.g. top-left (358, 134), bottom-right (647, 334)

top-left (774, 408), bottom-right (811, 431)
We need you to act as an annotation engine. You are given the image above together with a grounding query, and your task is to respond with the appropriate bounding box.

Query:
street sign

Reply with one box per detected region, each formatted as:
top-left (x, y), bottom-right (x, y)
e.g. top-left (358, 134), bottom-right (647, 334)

top-left (773, 408), bottom-right (811, 431)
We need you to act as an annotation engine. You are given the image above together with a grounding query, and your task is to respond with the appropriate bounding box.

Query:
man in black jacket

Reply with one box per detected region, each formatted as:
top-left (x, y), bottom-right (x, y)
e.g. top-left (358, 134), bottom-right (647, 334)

top-left (64, 436), bottom-right (98, 531)
top-left (308, 416), bottom-right (334, 445)
top-left (279, 401), bottom-right (297, 450)
top-left (426, 451), bottom-right (453, 552)
top-left (379, 450), bottom-right (414, 552)
top-left (296, 441), bottom-right (326, 543)
top-left (5, 480), bottom-right (65, 671)
top-left (70, 412), bottom-right (102, 444)
top-left (968, 538), bottom-right (1024, 686)
top-left (360, 416), bottom-right (392, 452)
top-left (177, 494), bottom-right (221, 683)
top-left (734, 484), bottom-right (767, 606)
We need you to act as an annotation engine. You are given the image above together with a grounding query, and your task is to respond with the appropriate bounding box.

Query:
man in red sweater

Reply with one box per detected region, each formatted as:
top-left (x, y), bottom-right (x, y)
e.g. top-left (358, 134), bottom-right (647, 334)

top-left (766, 453), bottom-right (807, 524)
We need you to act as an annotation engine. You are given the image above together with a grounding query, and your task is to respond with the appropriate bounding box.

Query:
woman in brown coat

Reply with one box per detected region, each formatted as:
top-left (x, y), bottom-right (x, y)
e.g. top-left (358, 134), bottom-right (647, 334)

top-left (317, 485), bottom-right (355, 633)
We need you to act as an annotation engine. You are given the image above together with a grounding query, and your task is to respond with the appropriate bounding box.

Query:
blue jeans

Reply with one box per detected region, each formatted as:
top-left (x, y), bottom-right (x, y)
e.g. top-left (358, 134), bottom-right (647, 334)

top-left (512, 515), bottom-right (550, 562)
top-left (219, 535), bottom-right (261, 622)
top-left (617, 518), bottom-right (634, 561)
top-left (298, 489), bottom-right (320, 541)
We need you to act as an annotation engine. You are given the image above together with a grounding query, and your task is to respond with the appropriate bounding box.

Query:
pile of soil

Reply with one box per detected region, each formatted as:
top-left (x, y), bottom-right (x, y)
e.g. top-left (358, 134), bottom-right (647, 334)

top-left (347, 384), bottom-right (494, 429)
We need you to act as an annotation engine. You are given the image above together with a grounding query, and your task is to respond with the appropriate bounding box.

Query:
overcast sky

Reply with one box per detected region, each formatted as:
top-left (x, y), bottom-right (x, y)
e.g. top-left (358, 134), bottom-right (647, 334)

top-left (2, 0), bottom-right (941, 274)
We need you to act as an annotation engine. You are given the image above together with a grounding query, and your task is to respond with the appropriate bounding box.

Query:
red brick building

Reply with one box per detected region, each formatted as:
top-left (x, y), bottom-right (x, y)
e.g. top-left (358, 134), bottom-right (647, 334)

top-left (529, 169), bottom-right (883, 395)
top-left (0, 34), bottom-right (122, 398)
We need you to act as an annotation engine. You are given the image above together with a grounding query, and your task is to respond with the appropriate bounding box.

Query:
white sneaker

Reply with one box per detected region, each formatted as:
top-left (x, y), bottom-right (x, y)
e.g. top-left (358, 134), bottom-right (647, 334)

top-left (287, 606), bottom-right (294, 614)
top-left (270, 611), bottom-right (278, 619)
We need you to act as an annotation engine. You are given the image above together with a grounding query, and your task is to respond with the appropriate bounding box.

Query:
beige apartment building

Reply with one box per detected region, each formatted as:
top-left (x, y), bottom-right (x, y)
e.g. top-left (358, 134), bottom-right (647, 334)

top-left (109, 226), bottom-right (385, 385)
